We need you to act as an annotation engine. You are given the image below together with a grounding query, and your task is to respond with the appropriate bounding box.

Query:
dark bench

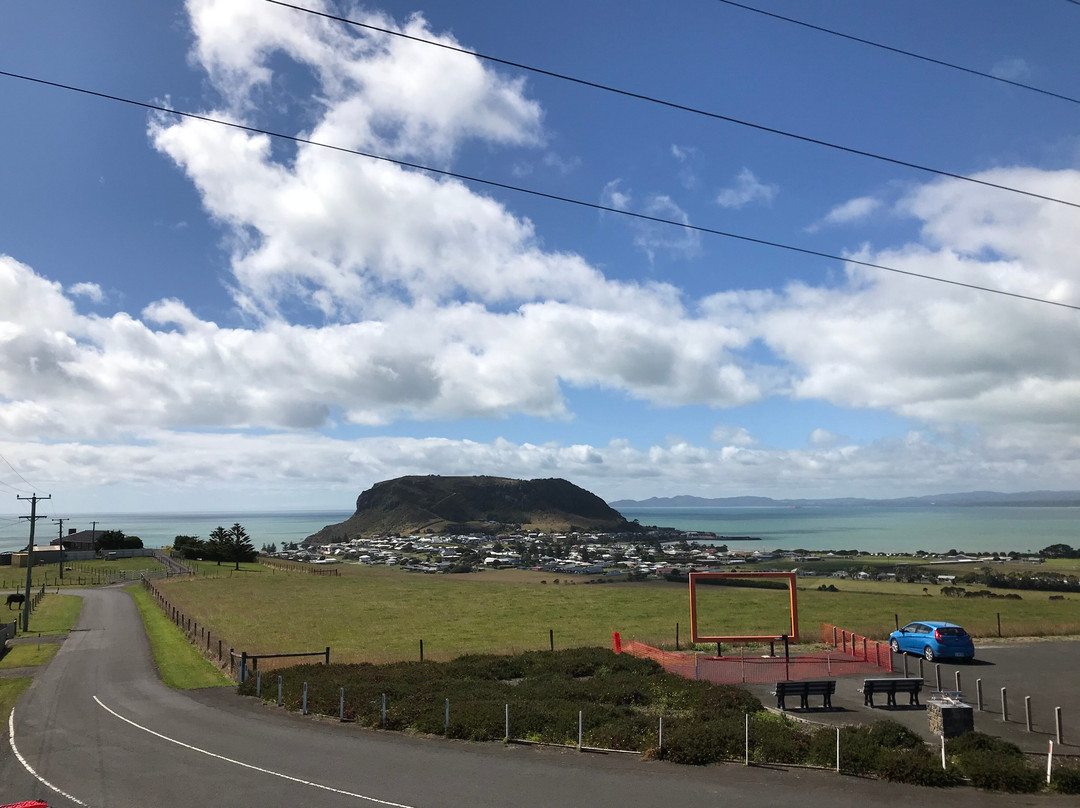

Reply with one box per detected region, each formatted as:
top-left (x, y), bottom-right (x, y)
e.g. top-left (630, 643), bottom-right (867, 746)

top-left (860, 678), bottom-right (923, 707)
top-left (772, 679), bottom-right (836, 710)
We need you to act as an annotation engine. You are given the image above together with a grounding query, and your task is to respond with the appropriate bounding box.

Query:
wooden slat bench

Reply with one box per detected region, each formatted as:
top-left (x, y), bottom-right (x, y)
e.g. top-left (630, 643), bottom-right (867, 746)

top-left (860, 678), bottom-right (924, 708)
top-left (772, 679), bottom-right (836, 710)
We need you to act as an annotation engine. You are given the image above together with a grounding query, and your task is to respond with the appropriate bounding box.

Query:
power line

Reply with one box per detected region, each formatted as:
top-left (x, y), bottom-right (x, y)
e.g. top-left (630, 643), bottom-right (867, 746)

top-left (261, 0), bottom-right (1080, 212)
top-left (713, 0), bottom-right (1080, 107)
top-left (0, 452), bottom-right (35, 493)
top-left (1, 69), bottom-right (1077, 312)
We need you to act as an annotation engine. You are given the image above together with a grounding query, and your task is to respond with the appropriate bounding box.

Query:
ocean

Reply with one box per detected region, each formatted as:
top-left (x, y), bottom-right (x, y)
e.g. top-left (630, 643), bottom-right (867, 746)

top-left (0, 505), bottom-right (1075, 556)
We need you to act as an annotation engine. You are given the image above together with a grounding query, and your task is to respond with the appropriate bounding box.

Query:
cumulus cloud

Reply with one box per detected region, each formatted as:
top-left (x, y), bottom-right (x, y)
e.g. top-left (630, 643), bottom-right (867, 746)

top-left (715, 168), bottom-right (777, 209)
top-left (68, 282), bottom-right (104, 303)
top-left (711, 425), bottom-right (756, 447)
top-left (806, 195), bottom-right (882, 232)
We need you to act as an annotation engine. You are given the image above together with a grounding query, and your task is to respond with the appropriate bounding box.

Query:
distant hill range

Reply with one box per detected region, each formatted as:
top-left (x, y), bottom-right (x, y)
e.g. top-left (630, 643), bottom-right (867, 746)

top-left (609, 490), bottom-right (1080, 508)
top-left (305, 475), bottom-right (631, 544)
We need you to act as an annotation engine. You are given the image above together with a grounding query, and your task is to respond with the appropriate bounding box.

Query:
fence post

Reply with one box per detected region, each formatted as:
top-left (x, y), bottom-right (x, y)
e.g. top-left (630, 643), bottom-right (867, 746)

top-left (1056, 707), bottom-right (1063, 744)
top-left (445, 698), bottom-right (450, 732)
top-left (382, 693), bottom-right (387, 727)
top-left (420, 639), bottom-right (424, 662)
top-left (976, 678), bottom-right (983, 710)
top-left (1001, 687), bottom-right (1009, 722)
top-left (675, 622), bottom-right (679, 651)
top-left (505, 704), bottom-right (509, 743)
top-left (997, 612), bottom-right (1001, 637)
top-left (256, 670), bottom-right (261, 697)
top-left (1026, 697), bottom-right (1033, 732)
top-left (550, 628), bottom-right (554, 651)
top-left (302, 682), bottom-right (308, 715)
top-left (325, 646), bottom-right (330, 665)
top-left (240, 651), bottom-right (248, 683)
top-left (578, 710), bottom-right (583, 752)
top-left (277, 675), bottom-right (282, 706)
top-left (340, 688), bottom-right (345, 722)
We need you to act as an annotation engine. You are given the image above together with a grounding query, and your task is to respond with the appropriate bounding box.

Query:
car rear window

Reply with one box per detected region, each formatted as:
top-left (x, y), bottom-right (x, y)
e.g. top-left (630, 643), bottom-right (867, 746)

top-left (936, 626), bottom-right (967, 636)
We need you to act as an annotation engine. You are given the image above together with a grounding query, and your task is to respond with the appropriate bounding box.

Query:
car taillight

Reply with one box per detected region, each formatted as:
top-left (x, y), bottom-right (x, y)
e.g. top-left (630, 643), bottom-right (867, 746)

top-left (933, 629), bottom-right (942, 640)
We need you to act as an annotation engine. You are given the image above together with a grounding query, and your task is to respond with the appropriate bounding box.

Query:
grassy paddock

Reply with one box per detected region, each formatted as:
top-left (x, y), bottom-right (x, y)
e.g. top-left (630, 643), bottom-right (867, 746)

top-left (0, 556), bottom-right (166, 589)
top-left (153, 566), bottom-right (1080, 663)
top-left (15, 594), bottom-right (84, 635)
top-left (0, 641), bottom-right (61, 669)
top-left (125, 584), bottom-right (232, 689)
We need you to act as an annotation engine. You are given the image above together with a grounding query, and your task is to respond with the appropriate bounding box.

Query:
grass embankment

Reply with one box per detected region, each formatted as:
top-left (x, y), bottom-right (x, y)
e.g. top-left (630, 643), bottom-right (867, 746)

top-left (125, 584), bottom-right (232, 689)
top-left (0, 678), bottom-right (32, 725)
top-left (153, 565), bottom-right (1080, 663)
top-left (0, 642), bottom-right (61, 669)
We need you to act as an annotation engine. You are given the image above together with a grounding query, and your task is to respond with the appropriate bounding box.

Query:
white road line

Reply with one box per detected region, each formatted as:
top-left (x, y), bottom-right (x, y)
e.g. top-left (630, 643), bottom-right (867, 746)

top-left (93, 696), bottom-right (417, 807)
top-left (8, 706), bottom-right (90, 807)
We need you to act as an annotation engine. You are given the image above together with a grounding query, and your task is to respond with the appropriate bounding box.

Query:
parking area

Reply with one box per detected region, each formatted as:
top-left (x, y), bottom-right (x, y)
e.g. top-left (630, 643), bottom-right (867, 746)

top-left (746, 639), bottom-right (1080, 756)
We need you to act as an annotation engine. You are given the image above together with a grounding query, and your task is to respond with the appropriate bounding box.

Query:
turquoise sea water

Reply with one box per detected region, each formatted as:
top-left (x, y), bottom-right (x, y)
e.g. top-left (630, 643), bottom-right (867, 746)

top-left (0, 510), bottom-right (353, 555)
top-left (616, 505), bottom-right (1080, 554)
top-left (0, 505), bottom-right (1075, 556)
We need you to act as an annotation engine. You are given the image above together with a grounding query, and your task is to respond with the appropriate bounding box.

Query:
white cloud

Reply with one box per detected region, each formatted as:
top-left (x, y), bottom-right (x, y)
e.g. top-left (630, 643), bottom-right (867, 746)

top-left (715, 168), bottom-right (777, 209)
top-left (68, 282), bottom-right (104, 303)
top-left (711, 425), bottom-right (756, 447)
top-left (806, 195), bottom-right (882, 232)
top-left (990, 58), bottom-right (1031, 82)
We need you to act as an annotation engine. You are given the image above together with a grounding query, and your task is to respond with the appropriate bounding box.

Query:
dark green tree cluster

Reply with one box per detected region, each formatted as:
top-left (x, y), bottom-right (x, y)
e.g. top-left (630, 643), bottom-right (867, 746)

top-left (171, 524), bottom-right (257, 569)
top-left (95, 530), bottom-right (143, 552)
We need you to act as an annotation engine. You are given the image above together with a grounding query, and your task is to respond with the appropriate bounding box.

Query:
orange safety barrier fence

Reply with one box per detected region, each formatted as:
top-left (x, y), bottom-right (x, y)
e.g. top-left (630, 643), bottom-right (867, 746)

top-left (820, 623), bottom-right (894, 673)
top-left (614, 626), bottom-right (892, 685)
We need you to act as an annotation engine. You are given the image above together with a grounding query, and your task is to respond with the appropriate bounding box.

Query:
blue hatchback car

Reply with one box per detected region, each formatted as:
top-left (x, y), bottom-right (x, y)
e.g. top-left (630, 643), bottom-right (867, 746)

top-left (889, 621), bottom-right (974, 662)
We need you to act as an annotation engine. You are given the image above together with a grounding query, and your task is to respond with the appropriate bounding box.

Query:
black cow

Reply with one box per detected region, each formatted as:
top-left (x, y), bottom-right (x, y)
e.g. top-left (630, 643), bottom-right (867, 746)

top-left (6, 593), bottom-right (25, 609)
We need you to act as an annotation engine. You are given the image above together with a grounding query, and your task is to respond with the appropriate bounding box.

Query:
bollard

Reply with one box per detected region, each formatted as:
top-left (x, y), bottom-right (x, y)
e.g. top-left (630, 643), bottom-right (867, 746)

top-left (659, 715), bottom-right (663, 749)
top-left (902, 653), bottom-right (908, 678)
top-left (256, 670), bottom-right (262, 697)
top-left (1026, 696), bottom-right (1032, 732)
top-left (340, 688), bottom-right (345, 722)
top-left (505, 704), bottom-right (509, 742)
top-left (445, 698), bottom-right (450, 731)
top-left (1056, 707), bottom-right (1063, 744)
top-left (935, 664), bottom-right (941, 691)
top-left (976, 678), bottom-right (984, 711)
top-left (919, 658), bottom-right (924, 679)
top-left (382, 693), bottom-right (387, 727)
top-left (675, 622), bottom-right (680, 651)
top-left (302, 682), bottom-right (308, 715)
top-left (550, 628), bottom-right (554, 652)
top-left (420, 639), bottom-right (424, 662)
top-left (1001, 687), bottom-right (1008, 722)
top-left (277, 675), bottom-right (283, 707)
top-left (578, 711), bottom-right (583, 751)
top-left (955, 670), bottom-right (961, 693)
top-left (744, 714), bottom-right (749, 766)
top-left (836, 726), bottom-right (840, 773)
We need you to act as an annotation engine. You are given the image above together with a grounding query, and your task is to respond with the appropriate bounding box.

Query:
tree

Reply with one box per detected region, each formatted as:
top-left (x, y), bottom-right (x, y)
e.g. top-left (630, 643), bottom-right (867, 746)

top-left (216, 523), bottom-right (257, 570)
top-left (95, 530), bottom-right (143, 553)
top-left (173, 535), bottom-right (203, 559)
top-left (207, 526), bottom-right (230, 565)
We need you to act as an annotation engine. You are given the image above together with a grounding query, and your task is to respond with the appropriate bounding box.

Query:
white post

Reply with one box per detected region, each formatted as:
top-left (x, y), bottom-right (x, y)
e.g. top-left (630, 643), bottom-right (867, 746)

top-left (340, 687), bottom-right (345, 721)
top-left (578, 711), bottom-right (583, 751)
top-left (835, 727), bottom-right (840, 773)
top-left (445, 698), bottom-right (450, 730)
top-left (382, 693), bottom-right (387, 726)
top-left (658, 716), bottom-right (663, 749)
top-left (505, 704), bottom-right (509, 742)
top-left (1047, 740), bottom-right (1054, 785)
top-left (940, 735), bottom-right (946, 770)
top-left (744, 714), bottom-right (749, 766)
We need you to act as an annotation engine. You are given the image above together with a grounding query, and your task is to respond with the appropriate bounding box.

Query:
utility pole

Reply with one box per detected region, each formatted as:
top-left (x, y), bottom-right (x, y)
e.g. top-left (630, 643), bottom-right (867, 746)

top-left (18, 494), bottom-right (51, 632)
top-left (53, 517), bottom-right (66, 581)
top-left (91, 520), bottom-right (98, 555)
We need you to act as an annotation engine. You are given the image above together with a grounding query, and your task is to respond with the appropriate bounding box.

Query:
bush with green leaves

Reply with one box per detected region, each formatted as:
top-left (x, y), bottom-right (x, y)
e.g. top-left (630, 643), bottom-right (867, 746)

top-left (946, 732), bottom-right (1042, 792)
top-left (1051, 763), bottom-right (1080, 795)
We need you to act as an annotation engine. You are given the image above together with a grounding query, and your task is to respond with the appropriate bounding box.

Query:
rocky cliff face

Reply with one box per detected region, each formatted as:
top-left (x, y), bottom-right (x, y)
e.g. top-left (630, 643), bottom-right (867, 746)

top-left (304, 475), bottom-right (629, 543)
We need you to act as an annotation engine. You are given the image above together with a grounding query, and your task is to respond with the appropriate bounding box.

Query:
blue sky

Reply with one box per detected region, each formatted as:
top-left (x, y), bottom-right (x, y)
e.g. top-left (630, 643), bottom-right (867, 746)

top-left (1, 0), bottom-right (1079, 513)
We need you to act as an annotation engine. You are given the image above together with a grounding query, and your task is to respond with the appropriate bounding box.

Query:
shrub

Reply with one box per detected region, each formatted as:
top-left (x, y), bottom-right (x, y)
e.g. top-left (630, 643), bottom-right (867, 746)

top-left (749, 714), bottom-right (810, 764)
top-left (952, 749), bottom-right (1042, 792)
top-left (657, 717), bottom-right (743, 765)
top-left (1052, 763), bottom-right (1080, 794)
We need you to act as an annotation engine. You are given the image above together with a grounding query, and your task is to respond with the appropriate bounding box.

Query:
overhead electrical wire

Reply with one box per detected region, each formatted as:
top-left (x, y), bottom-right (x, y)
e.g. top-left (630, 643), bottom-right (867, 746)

top-left (0, 452), bottom-right (35, 493)
top-left (713, 0), bottom-right (1080, 107)
top-left (1, 69), bottom-right (1077, 313)
top-left (262, 0), bottom-right (1080, 212)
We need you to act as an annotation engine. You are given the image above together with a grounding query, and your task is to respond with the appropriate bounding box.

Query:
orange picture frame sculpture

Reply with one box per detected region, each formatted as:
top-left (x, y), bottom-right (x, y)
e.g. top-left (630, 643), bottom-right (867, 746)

top-left (688, 571), bottom-right (800, 643)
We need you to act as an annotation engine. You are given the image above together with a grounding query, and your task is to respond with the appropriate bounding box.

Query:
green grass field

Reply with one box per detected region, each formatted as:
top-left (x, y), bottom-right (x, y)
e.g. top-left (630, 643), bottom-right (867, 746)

top-left (152, 566), bottom-right (1080, 664)
top-left (0, 641), bottom-right (61, 669)
top-left (125, 584), bottom-right (233, 689)
top-left (0, 556), bottom-right (167, 590)
top-left (16, 594), bottom-right (84, 635)
top-left (0, 678), bottom-right (32, 725)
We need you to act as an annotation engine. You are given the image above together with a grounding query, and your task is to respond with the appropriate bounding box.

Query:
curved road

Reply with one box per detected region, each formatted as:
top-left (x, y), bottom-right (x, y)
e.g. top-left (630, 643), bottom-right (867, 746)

top-left (1, 589), bottom-right (1072, 807)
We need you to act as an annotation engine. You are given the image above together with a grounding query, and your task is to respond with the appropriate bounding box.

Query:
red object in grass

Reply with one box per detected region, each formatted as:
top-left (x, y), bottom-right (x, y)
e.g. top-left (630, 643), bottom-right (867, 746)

top-left (1, 801), bottom-right (50, 807)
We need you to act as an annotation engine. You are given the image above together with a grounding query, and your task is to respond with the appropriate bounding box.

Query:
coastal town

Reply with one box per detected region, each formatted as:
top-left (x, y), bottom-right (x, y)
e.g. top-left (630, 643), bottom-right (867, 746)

top-left (264, 529), bottom-right (1053, 584)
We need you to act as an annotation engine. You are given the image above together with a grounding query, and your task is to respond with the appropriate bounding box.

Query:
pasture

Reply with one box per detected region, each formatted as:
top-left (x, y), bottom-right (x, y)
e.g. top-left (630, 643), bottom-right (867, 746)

top-left (153, 565), bottom-right (1080, 664)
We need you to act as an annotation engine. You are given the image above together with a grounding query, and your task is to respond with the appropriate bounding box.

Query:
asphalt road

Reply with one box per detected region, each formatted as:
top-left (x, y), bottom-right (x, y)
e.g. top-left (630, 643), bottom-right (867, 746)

top-left (2, 588), bottom-right (1077, 807)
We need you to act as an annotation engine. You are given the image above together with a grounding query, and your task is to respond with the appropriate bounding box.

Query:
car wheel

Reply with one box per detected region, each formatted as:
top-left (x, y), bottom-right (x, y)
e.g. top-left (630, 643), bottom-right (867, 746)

top-left (889, 638), bottom-right (900, 653)
top-left (923, 646), bottom-right (935, 662)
